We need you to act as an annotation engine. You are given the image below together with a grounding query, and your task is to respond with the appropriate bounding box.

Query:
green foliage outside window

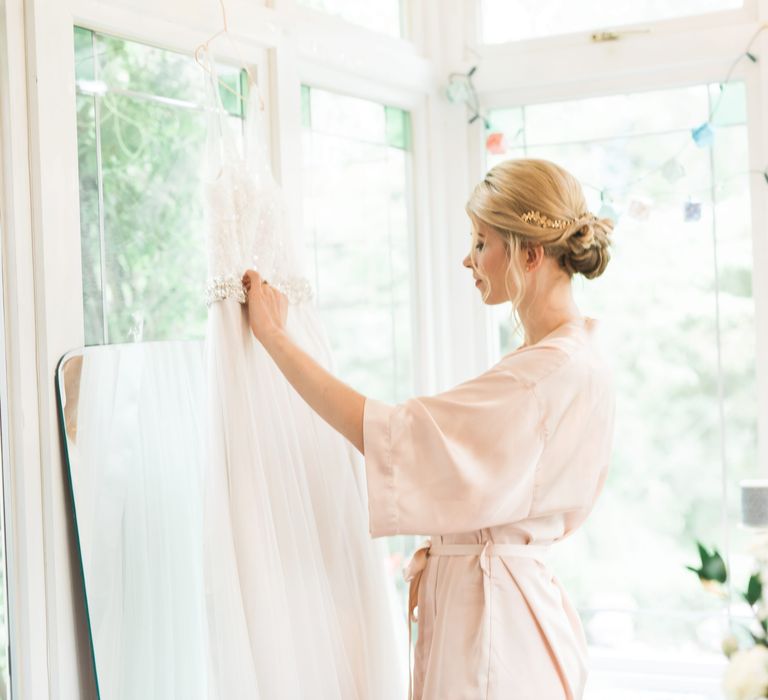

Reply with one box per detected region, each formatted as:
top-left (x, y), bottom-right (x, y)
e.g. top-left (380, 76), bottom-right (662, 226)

top-left (74, 26), bottom-right (244, 345)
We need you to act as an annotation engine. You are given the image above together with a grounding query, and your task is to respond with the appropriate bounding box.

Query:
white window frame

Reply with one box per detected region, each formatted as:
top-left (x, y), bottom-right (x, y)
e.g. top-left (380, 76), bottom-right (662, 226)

top-left (463, 0), bottom-right (768, 693)
top-left (0, 0), bottom-right (473, 696)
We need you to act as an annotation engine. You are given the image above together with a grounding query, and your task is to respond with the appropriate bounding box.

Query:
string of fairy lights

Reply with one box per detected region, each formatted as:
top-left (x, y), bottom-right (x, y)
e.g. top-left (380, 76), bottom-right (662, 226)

top-left (446, 24), bottom-right (768, 223)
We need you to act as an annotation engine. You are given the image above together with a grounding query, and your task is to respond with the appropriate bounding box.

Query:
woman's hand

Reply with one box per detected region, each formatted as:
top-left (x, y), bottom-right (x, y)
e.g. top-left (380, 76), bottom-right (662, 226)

top-left (241, 269), bottom-right (288, 345)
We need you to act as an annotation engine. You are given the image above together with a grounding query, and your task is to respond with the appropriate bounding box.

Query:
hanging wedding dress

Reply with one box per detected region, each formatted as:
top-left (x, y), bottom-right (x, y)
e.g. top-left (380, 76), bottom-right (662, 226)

top-left (199, 49), bottom-right (407, 700)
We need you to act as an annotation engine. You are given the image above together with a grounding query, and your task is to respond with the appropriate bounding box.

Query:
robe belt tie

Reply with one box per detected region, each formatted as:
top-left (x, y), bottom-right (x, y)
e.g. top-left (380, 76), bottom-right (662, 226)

top-left (401, 538), bottom-right (552, 700)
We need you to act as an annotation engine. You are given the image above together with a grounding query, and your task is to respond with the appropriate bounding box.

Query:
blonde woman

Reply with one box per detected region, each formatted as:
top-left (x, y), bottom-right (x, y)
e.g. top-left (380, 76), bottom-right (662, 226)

top-left (242, 158), bottom-right (617, 700)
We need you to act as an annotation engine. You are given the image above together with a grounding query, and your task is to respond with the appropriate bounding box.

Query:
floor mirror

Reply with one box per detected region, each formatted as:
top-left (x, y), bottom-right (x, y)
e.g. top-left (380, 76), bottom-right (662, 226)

top-left (56, 340), bottom-right (209, 699)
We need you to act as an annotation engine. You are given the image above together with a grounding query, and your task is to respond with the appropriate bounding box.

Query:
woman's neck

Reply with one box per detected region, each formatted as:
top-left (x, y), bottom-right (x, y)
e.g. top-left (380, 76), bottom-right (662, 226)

top-left (519, 300), bottom-right (585, 348)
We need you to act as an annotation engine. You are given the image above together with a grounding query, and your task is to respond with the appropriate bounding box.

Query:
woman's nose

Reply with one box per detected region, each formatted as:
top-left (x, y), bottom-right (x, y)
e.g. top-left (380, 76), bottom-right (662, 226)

top-left (462, 253), bottom-right (472, 268)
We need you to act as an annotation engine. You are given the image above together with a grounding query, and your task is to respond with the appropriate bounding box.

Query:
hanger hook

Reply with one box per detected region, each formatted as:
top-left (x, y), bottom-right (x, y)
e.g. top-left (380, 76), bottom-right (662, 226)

top-left (195, 0), bottom-right (265, 111)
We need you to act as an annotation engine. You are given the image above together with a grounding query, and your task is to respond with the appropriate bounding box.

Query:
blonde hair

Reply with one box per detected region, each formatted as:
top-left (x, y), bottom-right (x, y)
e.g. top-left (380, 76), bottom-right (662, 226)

top-left (465, 157), bottom-right (614, 340)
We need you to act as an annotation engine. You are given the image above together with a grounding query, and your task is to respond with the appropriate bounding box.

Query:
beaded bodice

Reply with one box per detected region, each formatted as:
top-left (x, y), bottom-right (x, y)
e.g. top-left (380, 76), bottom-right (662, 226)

top-left (201, 53), bottom-right (313, 308)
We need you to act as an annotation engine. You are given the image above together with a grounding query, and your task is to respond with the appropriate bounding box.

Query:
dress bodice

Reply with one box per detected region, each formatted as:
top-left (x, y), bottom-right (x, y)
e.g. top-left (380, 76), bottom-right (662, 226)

top-left (201, 50), bottom-right (313, 308)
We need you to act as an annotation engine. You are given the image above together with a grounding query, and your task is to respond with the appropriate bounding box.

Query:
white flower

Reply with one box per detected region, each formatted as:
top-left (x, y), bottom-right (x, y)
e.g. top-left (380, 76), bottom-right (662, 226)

top-left (723, 634), bottom-right (741, 658)
top-left (723, 645), bottom-right (768, 700)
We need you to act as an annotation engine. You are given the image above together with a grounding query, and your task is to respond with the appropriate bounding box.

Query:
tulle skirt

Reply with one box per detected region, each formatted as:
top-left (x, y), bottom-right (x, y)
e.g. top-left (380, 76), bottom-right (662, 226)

top-left (203, 299), bottom-right (408, 699)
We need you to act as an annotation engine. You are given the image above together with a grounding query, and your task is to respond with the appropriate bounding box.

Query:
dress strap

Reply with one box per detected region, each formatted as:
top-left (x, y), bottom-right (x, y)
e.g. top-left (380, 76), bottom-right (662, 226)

top-left (199, 46), bottom-right (241, 166)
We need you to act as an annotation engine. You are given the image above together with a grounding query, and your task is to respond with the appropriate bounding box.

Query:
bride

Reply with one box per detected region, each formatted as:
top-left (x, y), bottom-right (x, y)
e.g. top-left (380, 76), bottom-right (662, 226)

top-left (241, 157), bottom-right (617, 700)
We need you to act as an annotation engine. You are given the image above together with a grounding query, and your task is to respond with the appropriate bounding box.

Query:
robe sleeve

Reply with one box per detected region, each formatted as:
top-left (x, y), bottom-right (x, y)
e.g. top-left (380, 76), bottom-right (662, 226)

top-left (362, 364), bottom-right (547, 537)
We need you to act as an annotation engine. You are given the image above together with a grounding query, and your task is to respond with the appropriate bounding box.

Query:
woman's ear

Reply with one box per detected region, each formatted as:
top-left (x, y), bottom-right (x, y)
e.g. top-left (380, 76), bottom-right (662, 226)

top-left (525, 242), bottom-right (544, 272)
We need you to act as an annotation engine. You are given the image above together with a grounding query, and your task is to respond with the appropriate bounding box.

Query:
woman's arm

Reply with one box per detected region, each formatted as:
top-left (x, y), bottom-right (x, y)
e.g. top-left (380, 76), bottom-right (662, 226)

top-left (263, 331), bottom-right (365, 453)
top-left (242, 269), bottom-right (366, 453)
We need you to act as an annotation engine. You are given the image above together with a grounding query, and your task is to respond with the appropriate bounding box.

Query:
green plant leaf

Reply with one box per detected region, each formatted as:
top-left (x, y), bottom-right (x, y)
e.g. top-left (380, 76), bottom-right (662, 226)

top-left (745, 573), bottom-right (763, 607)
top-left (690, 540), bottom-right (728, 583)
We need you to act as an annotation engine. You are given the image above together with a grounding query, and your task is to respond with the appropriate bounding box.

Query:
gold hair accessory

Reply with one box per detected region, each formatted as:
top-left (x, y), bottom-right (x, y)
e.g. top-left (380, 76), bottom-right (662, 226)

top-left (521, 210), bottom-right (597, 230)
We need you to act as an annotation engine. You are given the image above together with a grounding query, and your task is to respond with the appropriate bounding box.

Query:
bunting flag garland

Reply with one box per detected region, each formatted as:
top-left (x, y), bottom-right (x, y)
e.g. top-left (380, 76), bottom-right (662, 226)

top-left (458, 24), bottom-right (768, 224)
top-left (485, 131), bottom-right (508, 155)
top-left (692, 122), bottom-right (716, 148)
top-left (661, 159), bottom-right (686, 183)
top-left (627, 198), bottom-right (652, 221)
top-left (684, 200), bottom-right (703, 222)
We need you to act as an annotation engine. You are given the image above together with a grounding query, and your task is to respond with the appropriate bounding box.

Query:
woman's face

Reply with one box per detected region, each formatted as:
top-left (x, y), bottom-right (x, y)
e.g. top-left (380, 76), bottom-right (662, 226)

top-left (462, 220), bottom-right (516, 305)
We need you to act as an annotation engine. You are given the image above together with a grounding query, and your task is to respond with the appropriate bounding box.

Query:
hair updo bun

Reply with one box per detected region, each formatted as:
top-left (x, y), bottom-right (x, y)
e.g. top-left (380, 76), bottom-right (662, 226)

top-left (560, 214), bottom-right (614, 280)
top-left (465, 158), bottom-right (615, 339)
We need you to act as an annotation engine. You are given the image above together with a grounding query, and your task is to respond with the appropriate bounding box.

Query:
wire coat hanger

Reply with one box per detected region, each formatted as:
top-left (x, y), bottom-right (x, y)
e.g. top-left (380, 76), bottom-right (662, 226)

top-left (194, 0), bottom-right (265, 112)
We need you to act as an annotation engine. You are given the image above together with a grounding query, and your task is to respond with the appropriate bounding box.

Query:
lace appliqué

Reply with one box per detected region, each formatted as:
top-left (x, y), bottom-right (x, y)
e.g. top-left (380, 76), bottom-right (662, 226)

top-left (203, 273), bottom-right (313, 308)
top-left (262, 275), bottom-right (314, 305)
top-left (205, 273), bottom-right (246, 307)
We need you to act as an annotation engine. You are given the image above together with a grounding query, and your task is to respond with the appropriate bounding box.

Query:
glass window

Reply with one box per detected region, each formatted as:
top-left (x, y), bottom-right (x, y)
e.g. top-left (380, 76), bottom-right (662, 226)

top-left (300, 84), bottom-right (416, 613)
top-left (484, 82), bottom-right (755, 661)
top-left (297, 0), bottom-right (404, 38)
top-left (301, 85), bottom-right (414, 404)
top-left (480, 0), bottom-right (743, 44)
top-left (74, 27), bottom-right (245, 345)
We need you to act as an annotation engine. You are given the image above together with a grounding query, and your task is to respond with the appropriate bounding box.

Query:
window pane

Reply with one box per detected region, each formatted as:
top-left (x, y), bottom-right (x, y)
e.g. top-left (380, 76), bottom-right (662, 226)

top-left (485, 83), bottom-right (756, 662)
top-left (480, 0), bottom-right (743, 44)
top-left (75, 27), bottom-right (245, 345)
top-left (302, 87), bottom-right (414, 403)
top-left (300, 84), bottom-right (416, 620)
top-left (298, 0), bottom-right (403, 37)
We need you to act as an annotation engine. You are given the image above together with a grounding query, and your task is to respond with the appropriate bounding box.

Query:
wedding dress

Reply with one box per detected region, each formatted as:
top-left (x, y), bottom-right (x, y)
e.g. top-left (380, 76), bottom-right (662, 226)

top-left (199, 49), bottom-right (407, 700)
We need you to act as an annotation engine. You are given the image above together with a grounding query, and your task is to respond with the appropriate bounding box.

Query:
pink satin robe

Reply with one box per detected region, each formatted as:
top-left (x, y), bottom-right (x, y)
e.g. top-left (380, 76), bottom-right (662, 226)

top-left (362, 317), bottom-right (616, 700)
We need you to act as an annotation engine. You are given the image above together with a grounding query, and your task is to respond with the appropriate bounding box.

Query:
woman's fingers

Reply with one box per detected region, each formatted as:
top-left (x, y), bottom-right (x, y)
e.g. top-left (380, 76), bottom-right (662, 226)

top-left (242, 269), bottom-right (285, 310)
top-left (242, 269), bottom-right (262, 293)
